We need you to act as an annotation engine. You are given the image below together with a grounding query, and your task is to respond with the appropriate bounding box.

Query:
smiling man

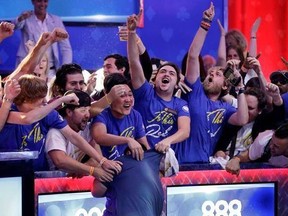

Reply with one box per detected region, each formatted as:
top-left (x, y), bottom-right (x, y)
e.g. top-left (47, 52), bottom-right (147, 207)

top-left (91, 73), bottom-right (149, 161)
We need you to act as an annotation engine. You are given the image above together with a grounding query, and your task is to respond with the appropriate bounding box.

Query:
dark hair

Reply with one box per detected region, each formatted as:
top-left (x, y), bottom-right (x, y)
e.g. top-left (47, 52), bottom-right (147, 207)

top-left (245, 77), bottom-right (261, 89)
top-left (104, 54), bottom-right (130, 78)
top-left (157, 62), bottom-right (181, 84)
top-left (226, 45), bottom-right (245, 67)
top-left (225, 30), bottom-right (247, 52)
top-left (274, 122), bottom-right (288, 139)
top-left (57, 89), bottom-right (91, 117)
top-left (103, 73), bottom-right (129, 94)
top-left (52, 63), bottom-right (83, 96)
top-left (244, 87), bottom-right (267, 111)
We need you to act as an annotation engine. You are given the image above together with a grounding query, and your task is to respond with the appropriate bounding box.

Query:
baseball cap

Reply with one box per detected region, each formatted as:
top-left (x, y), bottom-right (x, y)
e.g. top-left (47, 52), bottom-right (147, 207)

top-left (270, 70), bottom-right (288, 85)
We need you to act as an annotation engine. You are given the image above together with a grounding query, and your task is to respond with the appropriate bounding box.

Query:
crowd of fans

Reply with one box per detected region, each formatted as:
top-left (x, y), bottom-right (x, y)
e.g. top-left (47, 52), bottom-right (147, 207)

top-left (1, 1), bottom-right (288, 215)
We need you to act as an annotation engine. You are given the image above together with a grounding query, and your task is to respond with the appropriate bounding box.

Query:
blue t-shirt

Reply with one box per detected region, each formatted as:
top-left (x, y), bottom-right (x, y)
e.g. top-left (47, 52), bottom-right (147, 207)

top-left (0, 105), bottom-right (67, 171)
top-left (282, 92), bottom-right (288, 119)
top-left (91, 107), bottom-right (146, 160)
top-left (133, 81), bottom-right (190, 147)
top-left (174, 78), bottom-right (236, 163)
top-left (103, 149), bottom-right (164, 216)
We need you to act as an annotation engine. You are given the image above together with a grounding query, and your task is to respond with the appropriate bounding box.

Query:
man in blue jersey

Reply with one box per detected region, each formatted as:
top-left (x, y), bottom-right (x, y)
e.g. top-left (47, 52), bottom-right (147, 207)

top-left (127, 12), bottom-right (190, 155)
top-left (91, 73), bottom-right (149, 161)
top-left (179, 3), bottom-right (249, 163)
top-left (92, 147), bottom-right (164, 216)
top-left (0, 75), bottom-right (121, 176)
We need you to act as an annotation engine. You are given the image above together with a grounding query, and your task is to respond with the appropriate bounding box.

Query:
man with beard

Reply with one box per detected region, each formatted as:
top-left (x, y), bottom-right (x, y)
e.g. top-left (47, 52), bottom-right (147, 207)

top-left (45, 89), bottom-right (120, 181)
top-left (127, 12), bottom-right (190, 155)
top-left (177, 2), bottom-right (249, 163)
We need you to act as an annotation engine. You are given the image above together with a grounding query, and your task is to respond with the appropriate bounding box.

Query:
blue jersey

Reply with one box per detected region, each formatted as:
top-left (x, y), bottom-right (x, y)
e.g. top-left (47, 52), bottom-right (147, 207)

top-left (0, 105), bottom-right (67, 171)
top-left (103, 149), bottom-right (164, 216)
top-left (174, 78), bottom-right (236, 163)
top-left (133, 81), bottom-right (190, 147)
top-left (282, 92), bottom-right (288, 119)
top-left (91, 108), bottom-right (146, 160)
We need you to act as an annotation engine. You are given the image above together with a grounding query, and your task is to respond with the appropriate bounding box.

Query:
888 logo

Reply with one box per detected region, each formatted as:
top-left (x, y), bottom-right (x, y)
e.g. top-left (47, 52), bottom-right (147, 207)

top-left (201, 199), bottom-right (242, 216)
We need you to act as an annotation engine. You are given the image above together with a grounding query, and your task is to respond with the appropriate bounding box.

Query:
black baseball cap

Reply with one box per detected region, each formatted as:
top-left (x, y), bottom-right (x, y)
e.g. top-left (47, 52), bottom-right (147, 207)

top-left (270, 70), bottom-right (288, 85)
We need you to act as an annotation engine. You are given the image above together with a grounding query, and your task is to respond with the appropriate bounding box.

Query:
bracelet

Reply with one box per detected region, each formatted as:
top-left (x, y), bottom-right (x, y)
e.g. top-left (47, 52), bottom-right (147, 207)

top-left (89, 166), bottom-right (95, 176)
top-left (251, 36), bottom-right (257, 39)
top-left (128, 30), bottom-right (136, 34)
top-left (202, 17), bottom-right (212, 23)
top-left (238, 88), bottom-right (245, 95)
top-left (99, 157), bottom-right (108, 167)
top-left (105, 94), bottom-right (111, 105)
top-left (2, 96), bottom-right (13, 103)
top-left (200, 21), bottom-right (211, 31)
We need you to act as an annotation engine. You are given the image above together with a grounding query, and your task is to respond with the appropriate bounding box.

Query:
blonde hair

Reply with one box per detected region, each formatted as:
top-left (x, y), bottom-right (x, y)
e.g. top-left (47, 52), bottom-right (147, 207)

top-left (14, 74), bottom-right (48, 105)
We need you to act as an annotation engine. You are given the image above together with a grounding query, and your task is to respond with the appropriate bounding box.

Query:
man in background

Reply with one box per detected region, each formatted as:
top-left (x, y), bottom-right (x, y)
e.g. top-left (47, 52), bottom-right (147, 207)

top-left (13, 0), bottom-right (72, 82)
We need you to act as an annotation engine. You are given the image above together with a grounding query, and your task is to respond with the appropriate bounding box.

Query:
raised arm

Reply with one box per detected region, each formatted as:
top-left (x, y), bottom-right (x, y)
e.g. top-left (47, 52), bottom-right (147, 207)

top-left (0, 79), bottom-right (21, 131)
top-left (227, 60), bottom-right (249, 126)
top-left (127, 10), bottom-right (146, 89)
top-left (249, 17), bottom-right (261, 57)
top-left (0, 22), bottom-right (15, 43)
top-left (6, 28), bottom-right (69, 81)
top-left (216, 19), bottom-right (226, 67)
top-left (186, 2), bottom-right (215, 84)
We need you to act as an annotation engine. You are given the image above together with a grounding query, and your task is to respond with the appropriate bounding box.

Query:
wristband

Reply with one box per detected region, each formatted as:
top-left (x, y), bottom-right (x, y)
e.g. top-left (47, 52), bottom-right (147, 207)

top-left (2, 96), bottom-right (13, 103)
top-left (238, 88), bottom-right (245, 95)
top-left (89, 166), bottom-right (95, 176)
top-left (200, 21), bottom-right (211, 31)
top-left (251, 36), bottom-right (257, 39)
top-left (99, 157), bottom-right (108, 167)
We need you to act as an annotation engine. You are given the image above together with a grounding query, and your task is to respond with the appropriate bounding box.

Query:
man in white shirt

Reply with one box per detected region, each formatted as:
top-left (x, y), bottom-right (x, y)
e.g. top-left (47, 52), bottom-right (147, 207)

top-left (45, 89), bottom-right (121, 180)
top-left (226, 122), bottom-right (288, 176)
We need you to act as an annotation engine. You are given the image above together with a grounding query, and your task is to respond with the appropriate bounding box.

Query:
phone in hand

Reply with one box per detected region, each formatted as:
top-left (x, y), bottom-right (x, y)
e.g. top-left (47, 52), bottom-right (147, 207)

top-left (223, 66), bottom-right (241, 87)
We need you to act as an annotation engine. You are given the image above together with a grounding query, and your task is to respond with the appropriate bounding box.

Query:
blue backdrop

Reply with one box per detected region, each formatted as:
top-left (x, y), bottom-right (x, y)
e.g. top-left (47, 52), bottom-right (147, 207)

top-left (0, 0), bottom-right (227, 75)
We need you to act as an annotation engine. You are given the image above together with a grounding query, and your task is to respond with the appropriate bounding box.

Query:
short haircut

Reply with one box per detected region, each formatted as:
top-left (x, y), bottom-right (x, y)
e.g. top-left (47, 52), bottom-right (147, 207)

top-left (157, 62), bottom-right (181, 84)
top-left (274, 122), bottom-right (288, 139)
top-left (103, 73), bottom-right (129, 94)
top-left (57, 89), bottom-right (91, 117)
top-left (104, 54), bottom-right (130, 78)
top-left (14, 74), bottom-right (47, 105)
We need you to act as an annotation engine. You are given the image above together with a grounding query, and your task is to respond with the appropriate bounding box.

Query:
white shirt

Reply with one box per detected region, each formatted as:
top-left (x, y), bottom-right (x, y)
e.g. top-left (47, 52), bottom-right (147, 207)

top-left (45, 124), bottom-right (92, 170)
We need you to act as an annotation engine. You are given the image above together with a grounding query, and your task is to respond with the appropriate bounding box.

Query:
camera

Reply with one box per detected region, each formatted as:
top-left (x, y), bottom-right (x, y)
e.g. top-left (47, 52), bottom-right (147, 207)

top-left (223, 66), bottom-right (241, 86)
